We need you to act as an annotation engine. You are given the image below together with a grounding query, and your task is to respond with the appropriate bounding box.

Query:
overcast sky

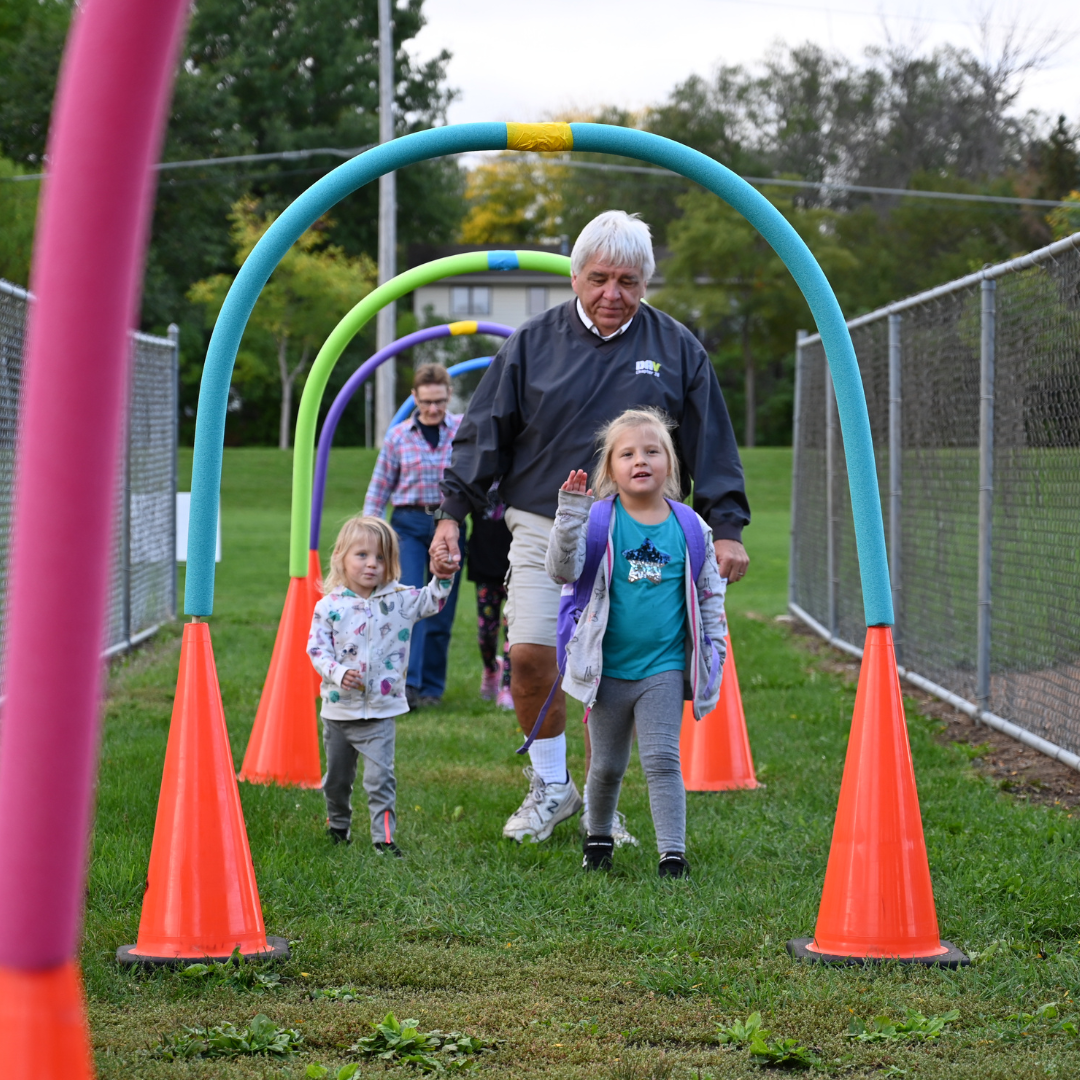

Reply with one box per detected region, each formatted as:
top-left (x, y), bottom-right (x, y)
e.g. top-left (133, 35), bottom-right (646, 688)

top-left (409, 0), bottom-right (1079, 139)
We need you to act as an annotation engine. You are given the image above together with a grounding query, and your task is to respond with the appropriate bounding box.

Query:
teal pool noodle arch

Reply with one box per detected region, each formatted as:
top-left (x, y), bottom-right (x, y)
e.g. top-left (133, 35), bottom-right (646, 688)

top-left (186, 121), bottom-right (891, 627)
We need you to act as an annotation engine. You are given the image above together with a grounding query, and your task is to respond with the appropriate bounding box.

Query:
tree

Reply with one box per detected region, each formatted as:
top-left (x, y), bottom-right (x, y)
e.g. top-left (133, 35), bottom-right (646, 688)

top-left (659, 187), bottom-right (857, 446)
top-left (189, 196), bottom-right (376, 448)
top-left (0, 156), bottom-right (38, 286)
top-left (459, 157), bottom-right (565, 245)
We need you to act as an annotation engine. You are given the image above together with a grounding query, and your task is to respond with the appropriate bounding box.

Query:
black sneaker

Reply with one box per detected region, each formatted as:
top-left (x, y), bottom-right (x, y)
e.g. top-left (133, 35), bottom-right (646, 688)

top-left (405, 686), bottom-right (421, 709)
top-left (373, 841), bottom-right (404, 858)
top-left (582, 835), bottom-right (614, 871)
top-left (418, 695), bottom-right (442, 708)
top-left (327, 827), bottom-right (351, 845)
top-left (658, 852), bottom-right (690, 878)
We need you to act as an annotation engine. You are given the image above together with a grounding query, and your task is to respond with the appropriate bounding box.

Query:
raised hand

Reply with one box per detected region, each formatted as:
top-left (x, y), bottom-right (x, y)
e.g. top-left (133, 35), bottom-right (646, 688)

top-left (560, 469), bottom-right (592, 496)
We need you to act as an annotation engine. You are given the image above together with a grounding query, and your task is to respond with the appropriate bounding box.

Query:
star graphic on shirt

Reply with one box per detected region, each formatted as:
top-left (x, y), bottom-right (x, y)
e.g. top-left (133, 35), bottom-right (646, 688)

top-left (621, 536), bottom-right (671, 584)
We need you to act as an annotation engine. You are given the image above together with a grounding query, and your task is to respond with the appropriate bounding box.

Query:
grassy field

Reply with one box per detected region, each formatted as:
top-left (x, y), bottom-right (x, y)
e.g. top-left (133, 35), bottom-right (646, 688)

top-left (86, 447), bottom-right (1080, 1078)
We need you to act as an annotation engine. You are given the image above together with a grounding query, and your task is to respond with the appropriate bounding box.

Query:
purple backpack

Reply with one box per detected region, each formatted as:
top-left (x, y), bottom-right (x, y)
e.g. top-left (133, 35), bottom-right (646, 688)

top-left (518, 496), bottom-right (720, 753)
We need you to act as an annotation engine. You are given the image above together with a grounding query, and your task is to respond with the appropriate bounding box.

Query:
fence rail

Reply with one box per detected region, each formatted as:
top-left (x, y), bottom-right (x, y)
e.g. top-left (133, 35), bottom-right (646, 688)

top-left (0, 279), bottom-right (178, 676)
top-left (791, 232), bottom-right (1080, 768)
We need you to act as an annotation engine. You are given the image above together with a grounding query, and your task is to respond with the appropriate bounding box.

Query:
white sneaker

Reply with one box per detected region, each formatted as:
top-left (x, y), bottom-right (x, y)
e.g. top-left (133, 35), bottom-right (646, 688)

top-left (502, 766), bottom-right (583, 843)
top-left (578, 805), bottom-right (640, 848)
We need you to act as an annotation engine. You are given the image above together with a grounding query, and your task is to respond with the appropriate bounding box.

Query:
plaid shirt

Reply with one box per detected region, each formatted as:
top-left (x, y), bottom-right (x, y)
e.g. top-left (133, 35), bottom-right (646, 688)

top-left (363, 413), bottom-right (463, 517)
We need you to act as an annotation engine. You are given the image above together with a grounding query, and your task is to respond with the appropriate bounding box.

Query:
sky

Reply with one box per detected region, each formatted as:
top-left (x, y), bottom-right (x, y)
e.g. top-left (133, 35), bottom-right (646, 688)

top-left (409, 0), bottom-right (1080, 137)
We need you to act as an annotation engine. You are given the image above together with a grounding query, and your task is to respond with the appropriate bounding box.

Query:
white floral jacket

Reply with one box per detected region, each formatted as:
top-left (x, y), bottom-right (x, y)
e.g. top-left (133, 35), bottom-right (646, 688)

top-left (307, 577), bottom-right (454, 720)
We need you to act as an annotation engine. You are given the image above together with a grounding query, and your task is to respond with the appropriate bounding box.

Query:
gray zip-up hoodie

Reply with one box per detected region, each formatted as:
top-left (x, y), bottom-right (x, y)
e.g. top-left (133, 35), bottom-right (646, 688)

top-left (545, 489), bottom-right (728, 719)
top-left (308, 576), bottom-right (454, 720)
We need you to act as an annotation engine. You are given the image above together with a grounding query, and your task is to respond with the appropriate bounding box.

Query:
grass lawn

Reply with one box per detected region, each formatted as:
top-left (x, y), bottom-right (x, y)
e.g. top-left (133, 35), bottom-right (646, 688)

top-left (87, 446), bottom-right (1080, 1078)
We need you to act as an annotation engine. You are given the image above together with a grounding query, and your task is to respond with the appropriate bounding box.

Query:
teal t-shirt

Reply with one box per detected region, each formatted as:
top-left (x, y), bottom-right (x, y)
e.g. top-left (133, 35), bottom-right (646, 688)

top-left (602, 499), bottom-right (688, 680)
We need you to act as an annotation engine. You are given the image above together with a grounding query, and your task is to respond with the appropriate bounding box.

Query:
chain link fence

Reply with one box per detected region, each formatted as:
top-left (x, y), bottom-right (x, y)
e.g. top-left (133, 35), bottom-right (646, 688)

top-left (0, 278), bottom-right (177, 674)
top-left (791, 232), bottom-right (1080, 768)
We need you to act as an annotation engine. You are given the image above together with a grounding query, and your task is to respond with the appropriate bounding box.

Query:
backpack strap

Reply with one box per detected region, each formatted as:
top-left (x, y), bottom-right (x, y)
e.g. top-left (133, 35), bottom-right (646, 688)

top-left (667, 500), bottom-right (721, 700)
top-left (667, 499), bottom-right (706, 582)
top-left (516, 497), bottom-right (614, 755)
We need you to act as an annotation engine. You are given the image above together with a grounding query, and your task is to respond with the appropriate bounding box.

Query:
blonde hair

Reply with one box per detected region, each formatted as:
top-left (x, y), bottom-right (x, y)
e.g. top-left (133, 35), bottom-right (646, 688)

top-left (593, 407), bottom-right (682, 500)
top-left (322, 514), bottom-right (401, 593)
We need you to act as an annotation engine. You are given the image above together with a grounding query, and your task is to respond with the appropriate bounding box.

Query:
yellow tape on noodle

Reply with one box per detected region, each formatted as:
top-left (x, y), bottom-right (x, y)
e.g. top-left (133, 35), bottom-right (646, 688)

top-left (506, 122), bottom-right (573, 153)
top-left (449, 321), bottom-right (478, 335)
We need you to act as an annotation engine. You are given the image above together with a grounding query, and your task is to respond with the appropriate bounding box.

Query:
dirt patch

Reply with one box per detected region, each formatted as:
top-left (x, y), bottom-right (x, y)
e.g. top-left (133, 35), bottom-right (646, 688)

top-left (778, 614), bottom-right (1080, 813)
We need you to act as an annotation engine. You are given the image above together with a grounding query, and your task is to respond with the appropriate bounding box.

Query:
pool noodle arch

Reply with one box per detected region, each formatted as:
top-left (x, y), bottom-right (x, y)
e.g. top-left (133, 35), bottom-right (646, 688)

top-left (387, 355), bottom-right (495, 429)
top-left (281, 249), bottom-right (568, 579)
top-left (187, 122), bottom-right (891, 626)
top-left (310, 321), bottom-right (511, 550)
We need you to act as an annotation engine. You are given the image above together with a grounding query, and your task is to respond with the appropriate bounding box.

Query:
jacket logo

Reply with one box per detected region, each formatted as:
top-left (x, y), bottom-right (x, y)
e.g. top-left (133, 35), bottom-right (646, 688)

top-left (635, 359), bottom-right (661, 377)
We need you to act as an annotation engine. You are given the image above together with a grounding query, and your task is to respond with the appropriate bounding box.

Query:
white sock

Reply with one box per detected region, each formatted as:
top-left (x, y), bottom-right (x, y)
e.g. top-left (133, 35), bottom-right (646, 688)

top-left (529, 734), bottom-right (568, 785)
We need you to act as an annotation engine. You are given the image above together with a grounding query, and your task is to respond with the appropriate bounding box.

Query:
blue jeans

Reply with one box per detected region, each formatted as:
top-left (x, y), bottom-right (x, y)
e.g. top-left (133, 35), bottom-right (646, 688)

top-left (391, 508), bottom-right (463, 698)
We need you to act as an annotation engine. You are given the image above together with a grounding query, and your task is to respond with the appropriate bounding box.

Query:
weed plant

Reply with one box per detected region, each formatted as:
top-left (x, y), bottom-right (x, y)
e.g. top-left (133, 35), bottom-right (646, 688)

top-left (85, 448), bottom-right (1080, 1077)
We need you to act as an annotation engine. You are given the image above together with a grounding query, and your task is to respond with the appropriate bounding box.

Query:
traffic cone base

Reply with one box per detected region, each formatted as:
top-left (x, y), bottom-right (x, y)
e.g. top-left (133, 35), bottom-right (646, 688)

top-left (786, 937), bottom-right (969, 968)
top-left (787, 626), bottom-right (968, 965)
top-left (240, 576), bottom-right (323, 789)
top-left (0, 960), bottom-right (93, 1077)
top-left (117, 936), bottom-right (291, 966)
top-left (121, 622), bottom-right (282, 963)
top-left (680, 633), bottom-right (758, 791)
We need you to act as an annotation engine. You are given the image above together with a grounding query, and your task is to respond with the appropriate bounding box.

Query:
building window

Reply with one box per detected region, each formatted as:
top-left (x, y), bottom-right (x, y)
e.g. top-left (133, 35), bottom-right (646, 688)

top-left (451, 285), bottom-right (491, 315)
top-left (527, 286), bottom-right (549, 316)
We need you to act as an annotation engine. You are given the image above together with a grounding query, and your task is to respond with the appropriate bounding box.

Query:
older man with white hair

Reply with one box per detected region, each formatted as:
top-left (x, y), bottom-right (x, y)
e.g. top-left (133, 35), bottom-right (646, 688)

top-left (430, 210), bottom-right (750, 845)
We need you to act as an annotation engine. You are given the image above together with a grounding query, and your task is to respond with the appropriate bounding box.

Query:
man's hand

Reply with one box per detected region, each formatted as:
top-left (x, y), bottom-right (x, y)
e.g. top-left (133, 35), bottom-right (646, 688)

top-left (430, 517), bottom-right (461, 576)
top-left (714, 539), bottom-right (749, 583)
top-left (561, 469), bottom-right (592, 496)
top-left (340, 669), bottom-right (363, 690)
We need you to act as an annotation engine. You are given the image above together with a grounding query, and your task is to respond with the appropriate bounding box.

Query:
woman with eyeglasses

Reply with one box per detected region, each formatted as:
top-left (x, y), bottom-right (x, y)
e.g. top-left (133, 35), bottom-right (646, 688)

top-left (363, 364), bottom-right (465, 709)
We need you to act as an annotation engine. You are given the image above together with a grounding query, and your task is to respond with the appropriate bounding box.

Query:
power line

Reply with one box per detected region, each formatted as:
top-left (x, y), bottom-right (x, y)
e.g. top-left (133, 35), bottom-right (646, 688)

top-left (4, 141), bottom-right (1076, 209)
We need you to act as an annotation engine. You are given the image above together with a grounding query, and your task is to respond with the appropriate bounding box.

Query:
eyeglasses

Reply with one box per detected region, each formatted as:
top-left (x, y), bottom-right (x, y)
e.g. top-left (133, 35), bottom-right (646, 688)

top-left (416, 397), bottom-right (449, 408)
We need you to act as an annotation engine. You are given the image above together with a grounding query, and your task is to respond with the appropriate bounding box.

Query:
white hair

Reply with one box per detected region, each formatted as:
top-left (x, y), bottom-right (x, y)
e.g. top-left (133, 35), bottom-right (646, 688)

top-left (570, 210), bottom-right (655, 282)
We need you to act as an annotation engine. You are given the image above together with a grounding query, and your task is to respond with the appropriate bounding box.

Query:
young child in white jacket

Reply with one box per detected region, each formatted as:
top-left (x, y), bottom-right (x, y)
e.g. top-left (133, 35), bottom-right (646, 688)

top-left (546, 408), bottom-right (727, 879)
top-left (308, 513), bottom-right (455, 853)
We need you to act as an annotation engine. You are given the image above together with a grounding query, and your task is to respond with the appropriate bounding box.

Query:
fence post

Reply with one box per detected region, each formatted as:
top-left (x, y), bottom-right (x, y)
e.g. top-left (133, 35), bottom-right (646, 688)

top-left (977, 279), bottom-right (996, 717)
top-left (121, 342), bottom-right (133, 650)
top-left (825, 357), bottom-right (837, 636)
top-left (168, 323), bottom-right (180, 621)
top-left (790, 330), bottom-right (806, 610)
top-left (888, 313), bottom-right (902, 661)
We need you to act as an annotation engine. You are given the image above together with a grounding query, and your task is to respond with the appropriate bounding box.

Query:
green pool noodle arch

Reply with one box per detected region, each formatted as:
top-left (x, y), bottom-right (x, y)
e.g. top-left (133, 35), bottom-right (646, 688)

top-left (186, 121), bottom-right (891, 626)
top-left (287, 249), bottom-right (571, 577)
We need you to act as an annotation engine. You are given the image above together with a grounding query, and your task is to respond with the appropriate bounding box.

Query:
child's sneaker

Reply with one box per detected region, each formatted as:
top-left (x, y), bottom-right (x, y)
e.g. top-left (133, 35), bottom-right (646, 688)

top-left (582, 835), bottom-right (614, 871)
top-left (495, 685), bottom-right (515, 710)
top-left (373, 841), bottom-right (404, 857)
top-left (327, 827), bottom-right (350, 845)
top-left (480, 660), bottom-right (501, 700)
top-left (658, 852), bottom-right (690, 878)
top-left (578, 806), bottom-right (639, 848)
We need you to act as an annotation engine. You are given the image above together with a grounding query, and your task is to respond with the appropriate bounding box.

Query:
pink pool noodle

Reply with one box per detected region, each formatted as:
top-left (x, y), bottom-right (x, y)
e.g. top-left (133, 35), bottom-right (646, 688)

top-left (0, 0), bottom-right (189, 969)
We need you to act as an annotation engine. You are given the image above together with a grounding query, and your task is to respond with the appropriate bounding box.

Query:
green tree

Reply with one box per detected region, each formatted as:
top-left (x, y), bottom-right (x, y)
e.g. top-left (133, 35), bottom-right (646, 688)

top-left (659, 186), bottom-right (856, 446)
top-left (189, 196), bottom-right (376, 448)
top-left (0, 156), bottom-right (38, 286)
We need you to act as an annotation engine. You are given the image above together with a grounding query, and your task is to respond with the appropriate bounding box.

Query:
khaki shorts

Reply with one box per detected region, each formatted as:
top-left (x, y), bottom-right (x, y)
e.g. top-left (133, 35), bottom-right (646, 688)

top-left (504, 507), bottom-right (561, 648)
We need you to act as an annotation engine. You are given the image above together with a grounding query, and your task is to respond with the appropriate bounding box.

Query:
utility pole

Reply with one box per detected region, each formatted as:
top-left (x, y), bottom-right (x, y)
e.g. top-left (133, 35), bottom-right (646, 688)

top-left (375, 0), bottom-right (396, 445)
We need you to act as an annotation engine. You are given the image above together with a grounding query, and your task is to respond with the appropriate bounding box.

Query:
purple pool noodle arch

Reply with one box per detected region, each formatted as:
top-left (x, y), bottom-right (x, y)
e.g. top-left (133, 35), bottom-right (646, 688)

top-left (0, 0), bottom-right (189, 970)
top-left (310, 321), bottom-right (513, 548)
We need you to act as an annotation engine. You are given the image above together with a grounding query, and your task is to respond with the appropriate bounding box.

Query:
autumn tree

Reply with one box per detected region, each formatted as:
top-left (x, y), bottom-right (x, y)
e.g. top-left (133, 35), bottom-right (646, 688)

top-left (189, 196), bottom-right (375, 448)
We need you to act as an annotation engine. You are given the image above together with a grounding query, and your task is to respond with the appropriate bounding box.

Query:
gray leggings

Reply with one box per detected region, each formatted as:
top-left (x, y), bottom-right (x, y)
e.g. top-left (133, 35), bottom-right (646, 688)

top-left (585, 669), bottom-right (686, 854)
top-left (322, 716), bottom-right (396, 843)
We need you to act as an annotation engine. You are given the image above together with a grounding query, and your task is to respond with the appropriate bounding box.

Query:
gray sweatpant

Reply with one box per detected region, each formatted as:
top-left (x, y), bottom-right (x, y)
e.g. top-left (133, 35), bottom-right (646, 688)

top-left (322, 716), bottom-right (397, 843)
top-left (585, 669), bottom-right (686, 854)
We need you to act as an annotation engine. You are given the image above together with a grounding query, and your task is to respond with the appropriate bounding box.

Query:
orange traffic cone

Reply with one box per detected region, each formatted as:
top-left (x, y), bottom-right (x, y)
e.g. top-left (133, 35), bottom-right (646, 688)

top-left (787, 627), bottom-right (967, 966)
top-left (239, 577), bottom-right (323, 789)
top-left (680, 633), bottom-right (758, 791)
top-left (307, 549), bottom-right (323, 695)
top-left (118, 622), bottom-right (288, 963)
top-left (0, 960), bottom-right (93, 1077)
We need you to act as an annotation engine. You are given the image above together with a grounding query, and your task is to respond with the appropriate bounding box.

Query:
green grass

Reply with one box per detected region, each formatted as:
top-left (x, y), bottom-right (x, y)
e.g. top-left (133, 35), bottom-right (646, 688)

top-left (86, 447), bottom-right (1080, 1078)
